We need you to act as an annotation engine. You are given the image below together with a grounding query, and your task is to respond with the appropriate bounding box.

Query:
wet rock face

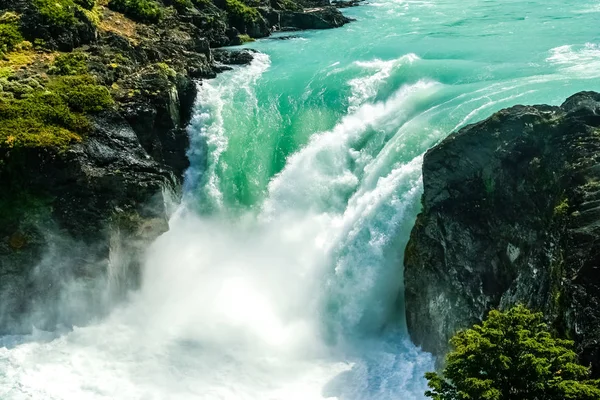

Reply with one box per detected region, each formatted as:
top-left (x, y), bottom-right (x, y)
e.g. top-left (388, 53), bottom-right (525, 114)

top-left (0, 110), bottom-right (176, 333)
top-left (404, 91), bottom-right (600, 375)
top-left (266, 6), bottom-right (351, 30)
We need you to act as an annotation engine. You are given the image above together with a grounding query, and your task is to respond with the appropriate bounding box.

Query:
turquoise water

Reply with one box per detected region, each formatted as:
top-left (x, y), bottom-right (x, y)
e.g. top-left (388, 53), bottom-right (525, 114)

top-left (2, 1), bottom-right (600, 399)
top-left (190, 0), bottom-right (600, 211)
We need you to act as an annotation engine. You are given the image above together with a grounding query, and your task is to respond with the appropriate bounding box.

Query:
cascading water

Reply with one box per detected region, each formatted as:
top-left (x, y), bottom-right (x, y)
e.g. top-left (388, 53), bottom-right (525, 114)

top-left (2, 0), bottom-right (600, 398)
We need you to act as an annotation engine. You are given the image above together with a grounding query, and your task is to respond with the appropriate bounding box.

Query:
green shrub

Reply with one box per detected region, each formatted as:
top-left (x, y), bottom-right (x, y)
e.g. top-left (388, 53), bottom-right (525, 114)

top-left (0, 13), bottom-right (24, 55)
top-left (108, 0), bottom-right (164, 23)
top-left (49, 52), bottom-right (89, 75)
top-left (425, 305), bottom-right (600, 400)
top-left (33, 0), bottom-right (78, 28)
top-left (225, 0), bottom-right (259, 24)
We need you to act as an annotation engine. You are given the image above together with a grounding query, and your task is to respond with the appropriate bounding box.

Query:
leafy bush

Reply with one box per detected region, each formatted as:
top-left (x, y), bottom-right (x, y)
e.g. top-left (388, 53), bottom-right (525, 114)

top-left (33, 0), bottom-right (78, 28)
top-left (49, 52), bottom-right (89, 75)
top-left (0, 13), bottom-right (24, 55)
top-left (108, 0), bottom-right (164, 23)
top-left (225, 0), bottom-right (259, 24)
top-left (425, 305), bottom-right (600, 400)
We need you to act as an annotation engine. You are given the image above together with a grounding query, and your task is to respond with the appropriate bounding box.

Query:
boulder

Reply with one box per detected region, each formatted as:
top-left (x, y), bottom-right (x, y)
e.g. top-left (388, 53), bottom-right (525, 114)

top-left (267, 6), bottom-right (351, 30)
top-left (404, 92), bottom-right (600, 375)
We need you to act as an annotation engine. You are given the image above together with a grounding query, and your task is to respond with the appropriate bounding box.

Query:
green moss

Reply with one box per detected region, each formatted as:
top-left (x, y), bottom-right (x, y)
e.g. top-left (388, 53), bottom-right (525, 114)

top-left (0, 75), bottom-right (113, 149)
top-left (33, 0), bottom-right (78, 28)
top-left (49, 52), bottom-right (89, 75)
top-left (0, 67), bottom-right (12, 78)
top-left (554, 197), bottom-right (569, 217)
top-left (108, 0), bottom-right (164, 23)
top-left (77, 3), bottom-right (102, 26)
top-left (47, 74), bottom-right (114, 113)
top-left (238, 33), bottom-right (255, 43)
top-left (0, 12), bottom-right (24, 55)
top-left (154, 62), bottom-right (176, 79)
top-left (225, 0), bottom-right (260, 24)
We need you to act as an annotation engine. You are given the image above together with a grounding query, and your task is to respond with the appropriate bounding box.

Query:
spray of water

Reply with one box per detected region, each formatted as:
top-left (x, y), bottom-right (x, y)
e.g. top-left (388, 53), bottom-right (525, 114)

top-left (0, 52), bottom-right (436, 400)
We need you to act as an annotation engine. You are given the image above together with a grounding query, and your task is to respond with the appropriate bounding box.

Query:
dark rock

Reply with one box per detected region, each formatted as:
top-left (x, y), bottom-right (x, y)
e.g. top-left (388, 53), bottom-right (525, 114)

top-left (332, 0), bottom-right (363, 8)
top-left (0, 109), bottom-right (176, 333)
top-left (266, 34), bottom-right (301, 40)
top-left (404, 91), bottom-right (600, 375)
top-left (0, 0), bottom-right (359, 335)
top-left (212, 48), bottom-right (256, 65)
top-left (269, 6), bottom-right (352, 30)
top-left (16, 1), bottom-right (98, 51)
top-left (297, 0), bottom-right (331, 7)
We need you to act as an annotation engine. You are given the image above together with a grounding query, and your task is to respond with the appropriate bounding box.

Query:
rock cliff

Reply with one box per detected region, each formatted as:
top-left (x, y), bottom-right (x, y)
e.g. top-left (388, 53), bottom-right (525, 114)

top-left (404, 91), bottom-right (600, 375)
top-left (0, 0), bottom-right (351, 332)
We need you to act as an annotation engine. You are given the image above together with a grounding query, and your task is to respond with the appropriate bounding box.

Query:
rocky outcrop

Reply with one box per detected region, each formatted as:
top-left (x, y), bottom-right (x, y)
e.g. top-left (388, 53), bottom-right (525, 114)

top-left (266, 6), bottom-right (351, 31)
top-left (0, 109), bottom-right (176, 332)
top-left (404, 92), bottom-right (600, 375)
top-left (0, 0), bottom-right (354, 333)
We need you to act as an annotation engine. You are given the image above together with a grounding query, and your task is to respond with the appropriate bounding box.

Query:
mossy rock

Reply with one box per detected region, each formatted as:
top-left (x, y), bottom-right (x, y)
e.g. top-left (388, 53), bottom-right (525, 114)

top-left (108, 0), bottom-right (164, 23)
top-left (49, 51), bottom-right (89, 75)
top-left (0, 74), bottom-right (113, 149)
top-left (19, 0), bottom-right (97, 51)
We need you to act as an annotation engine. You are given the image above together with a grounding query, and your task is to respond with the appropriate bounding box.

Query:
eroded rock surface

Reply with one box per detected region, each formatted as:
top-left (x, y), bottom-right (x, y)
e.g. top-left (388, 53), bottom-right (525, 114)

top-left (404, 91), bottom-right (600, 374)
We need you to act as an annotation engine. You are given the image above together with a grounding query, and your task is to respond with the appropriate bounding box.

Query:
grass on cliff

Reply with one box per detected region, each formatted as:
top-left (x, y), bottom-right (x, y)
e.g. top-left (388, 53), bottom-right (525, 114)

top-left (0, 75), bottom-right (113, 149)
top-left (225, 0), bottom-right (260, 24)
top-left (49, 52), bottom-right (89, 75)
top-left (108, 0), bottom-right (164, 23)
top-left (33, 0), bottom-right (79, 28)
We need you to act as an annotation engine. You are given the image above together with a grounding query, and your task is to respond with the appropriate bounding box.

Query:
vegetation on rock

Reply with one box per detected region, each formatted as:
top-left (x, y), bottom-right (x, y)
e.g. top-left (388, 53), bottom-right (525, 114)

top-left (75, 0), bottom-right (97, 10)
top-left (225, 0), bottom-right (259, 24)
top-left (49, 51), bottom-right (88, 75)
top-left (0, 12), bottom-right (24, 55)
top-left (0, 74), bottom-right (112, 149)
top-left (108, 0), bottom-right (164, 23)
top-left (425, 305), bottom-right (600, 400)
top-left (33, 0), bottom-right (78, 28)
top-left (237, 33), bottom-right (254, 43)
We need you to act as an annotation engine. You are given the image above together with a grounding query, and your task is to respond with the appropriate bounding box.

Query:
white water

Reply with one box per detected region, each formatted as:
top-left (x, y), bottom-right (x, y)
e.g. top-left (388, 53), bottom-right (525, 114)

top-left (0, 53), bottom-right (434, 400)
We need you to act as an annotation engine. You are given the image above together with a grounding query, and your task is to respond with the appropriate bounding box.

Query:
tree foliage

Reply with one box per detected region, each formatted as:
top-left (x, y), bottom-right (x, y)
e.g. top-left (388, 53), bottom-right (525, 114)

top-left (425, 305), bottom-right (600, 400)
